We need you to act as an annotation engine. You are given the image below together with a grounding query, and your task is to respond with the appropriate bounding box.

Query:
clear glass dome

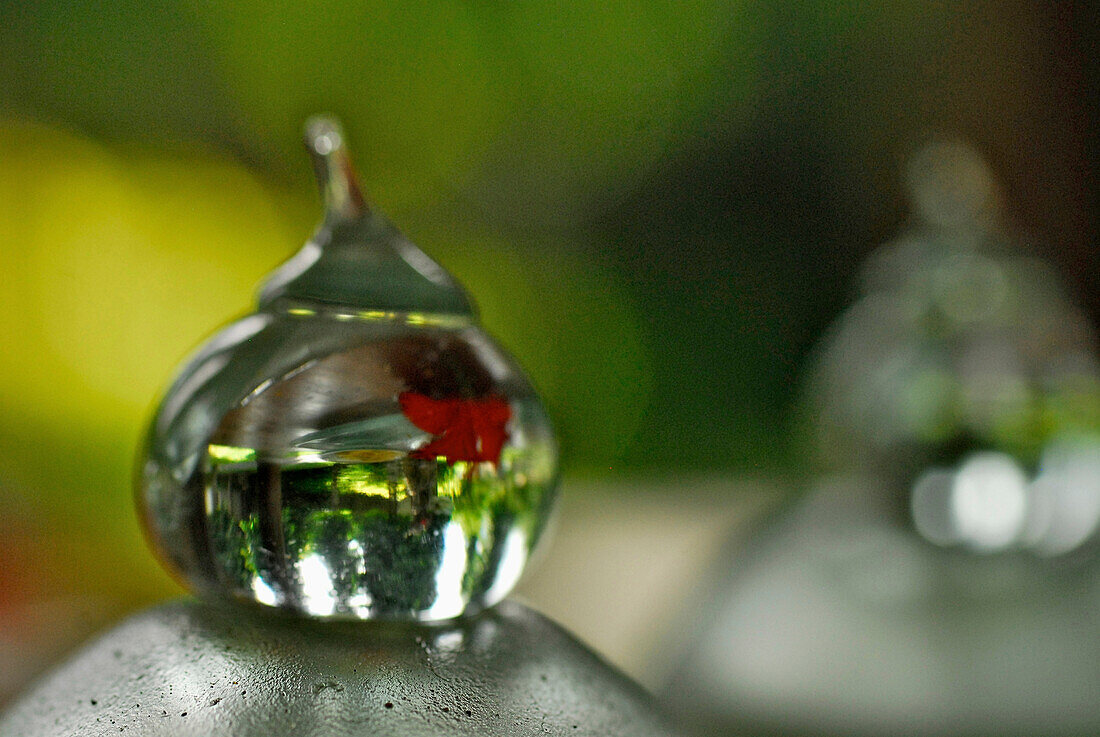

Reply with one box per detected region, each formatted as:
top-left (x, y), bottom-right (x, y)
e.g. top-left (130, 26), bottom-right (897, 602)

top-left (137, 118), bottom-right (558, 621)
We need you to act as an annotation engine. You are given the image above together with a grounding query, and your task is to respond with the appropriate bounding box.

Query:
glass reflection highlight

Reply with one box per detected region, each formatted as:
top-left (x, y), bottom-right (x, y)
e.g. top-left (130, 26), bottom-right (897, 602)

top-left (911, 440), bottom-right (1100, 556)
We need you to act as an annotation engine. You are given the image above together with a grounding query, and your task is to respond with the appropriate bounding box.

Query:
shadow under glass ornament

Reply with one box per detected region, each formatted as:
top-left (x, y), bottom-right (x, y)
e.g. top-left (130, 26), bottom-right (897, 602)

top-left (137, 117), bottom-right (559, 621)
top-left (664, 139), bottom-right (1100, 737)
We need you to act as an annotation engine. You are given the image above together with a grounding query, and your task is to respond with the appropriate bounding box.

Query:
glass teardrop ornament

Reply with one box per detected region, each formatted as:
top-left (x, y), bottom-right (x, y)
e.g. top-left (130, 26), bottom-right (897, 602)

top-left (665, 140), bottom-right (1100, 736)
top-left (808, 138), bottom-right (1100, 499)
top-left (137, 118), bottom-right (559, 621)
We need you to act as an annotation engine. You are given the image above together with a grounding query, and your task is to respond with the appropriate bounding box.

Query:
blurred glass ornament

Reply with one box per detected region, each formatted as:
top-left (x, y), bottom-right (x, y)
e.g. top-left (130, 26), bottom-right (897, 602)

top-left (664, 139), bottom-right (1100, 736)
top-left (137, 117), bottom-right (559, 621)
top-left (809, 139), bottom-right (1100, 488)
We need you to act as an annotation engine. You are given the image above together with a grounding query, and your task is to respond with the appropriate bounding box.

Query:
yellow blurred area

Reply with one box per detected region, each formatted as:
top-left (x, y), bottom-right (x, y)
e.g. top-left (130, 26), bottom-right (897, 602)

top-left (0, 120), bottom-right (305, 609)
top-left (0, 120), bottom-right (299, 414)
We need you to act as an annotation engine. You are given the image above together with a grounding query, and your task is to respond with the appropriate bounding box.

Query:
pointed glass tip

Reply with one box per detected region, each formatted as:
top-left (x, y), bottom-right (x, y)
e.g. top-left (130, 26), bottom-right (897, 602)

top-left (256, 115), bottom-right (476, 316)
top-left (304, 115), bottom-right (367, 222)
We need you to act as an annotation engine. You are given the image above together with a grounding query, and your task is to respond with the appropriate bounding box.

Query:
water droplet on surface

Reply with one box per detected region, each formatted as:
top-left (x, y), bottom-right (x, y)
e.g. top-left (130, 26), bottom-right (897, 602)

top-left (137, 117), bottom-right (559, 620)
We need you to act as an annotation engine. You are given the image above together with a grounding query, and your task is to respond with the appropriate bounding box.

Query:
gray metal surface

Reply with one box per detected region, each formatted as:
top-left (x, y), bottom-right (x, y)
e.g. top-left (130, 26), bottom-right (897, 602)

top-left (1, 598), bottom-right (678, 736)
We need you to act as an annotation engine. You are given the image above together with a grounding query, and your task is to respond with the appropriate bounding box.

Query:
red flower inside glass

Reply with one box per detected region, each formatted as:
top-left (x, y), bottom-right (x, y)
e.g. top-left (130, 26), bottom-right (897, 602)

top-left (400, 392), bottom-right (511, 465)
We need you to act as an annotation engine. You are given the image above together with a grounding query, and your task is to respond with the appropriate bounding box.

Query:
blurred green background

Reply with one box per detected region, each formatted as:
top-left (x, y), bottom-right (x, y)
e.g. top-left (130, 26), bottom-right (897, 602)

top-left (0, 0), bottom-right (1097, 701)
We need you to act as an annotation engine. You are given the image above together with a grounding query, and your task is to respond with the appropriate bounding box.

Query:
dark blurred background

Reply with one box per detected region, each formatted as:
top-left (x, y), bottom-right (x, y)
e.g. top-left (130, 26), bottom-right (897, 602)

top-left (0, 0), bottom-right (1097, 703)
